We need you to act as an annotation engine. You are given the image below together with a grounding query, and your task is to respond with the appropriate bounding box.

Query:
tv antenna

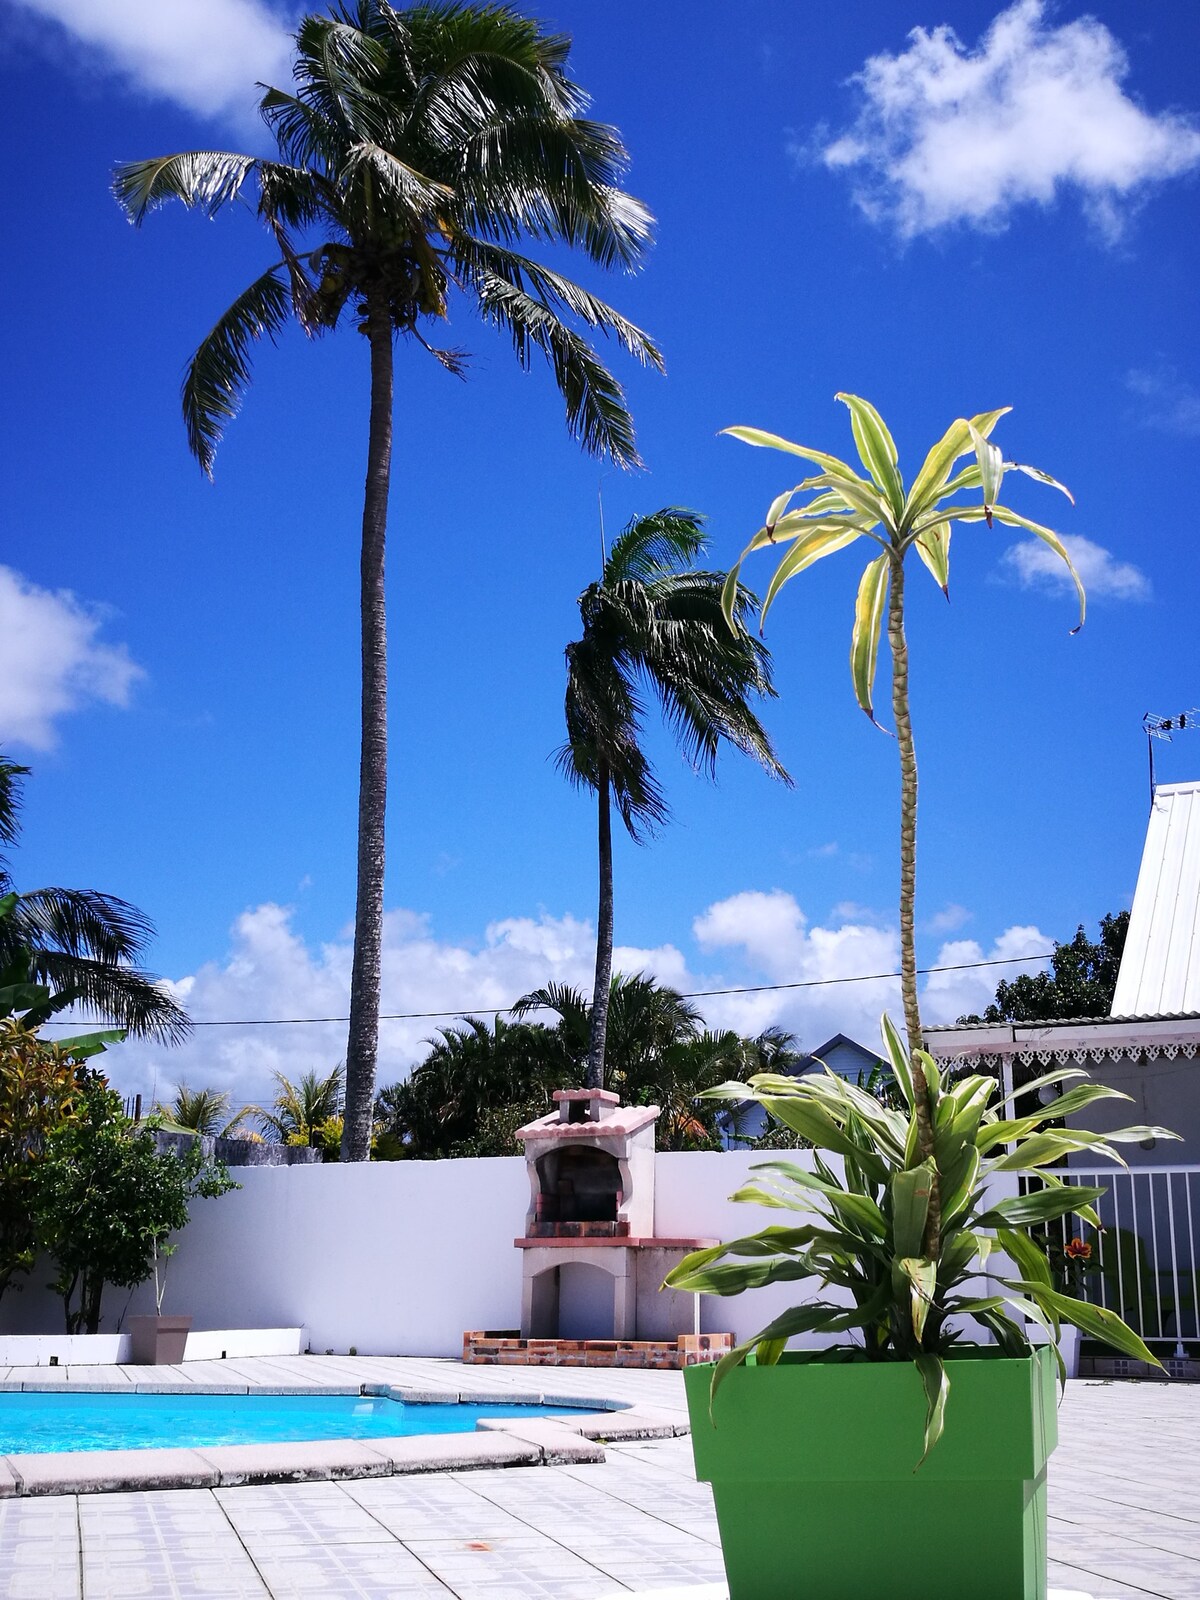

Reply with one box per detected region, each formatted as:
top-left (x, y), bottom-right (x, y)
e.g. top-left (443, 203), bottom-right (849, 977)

top-left (1144, 708), bottom-right (1199, 805)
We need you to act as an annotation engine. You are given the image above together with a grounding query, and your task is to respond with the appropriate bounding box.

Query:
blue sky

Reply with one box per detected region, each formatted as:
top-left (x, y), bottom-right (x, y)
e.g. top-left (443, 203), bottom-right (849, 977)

top-left (3, 0), bottom-right (1199, 1104)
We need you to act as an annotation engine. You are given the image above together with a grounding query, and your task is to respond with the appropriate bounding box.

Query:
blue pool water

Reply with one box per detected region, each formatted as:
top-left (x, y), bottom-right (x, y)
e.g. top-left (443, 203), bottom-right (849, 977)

top-left (0, 1393), bottom-right (585, 1455)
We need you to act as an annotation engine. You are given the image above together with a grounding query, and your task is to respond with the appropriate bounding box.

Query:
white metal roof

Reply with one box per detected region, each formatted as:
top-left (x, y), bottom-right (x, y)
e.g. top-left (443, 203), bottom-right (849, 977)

top-left (1111, 780), bottom-right (1200, 1017)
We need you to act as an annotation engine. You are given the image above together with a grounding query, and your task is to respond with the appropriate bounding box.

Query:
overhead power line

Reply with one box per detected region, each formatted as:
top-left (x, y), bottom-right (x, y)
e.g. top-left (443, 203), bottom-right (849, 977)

top-left (39, 949), bottom-right (1055, 1030)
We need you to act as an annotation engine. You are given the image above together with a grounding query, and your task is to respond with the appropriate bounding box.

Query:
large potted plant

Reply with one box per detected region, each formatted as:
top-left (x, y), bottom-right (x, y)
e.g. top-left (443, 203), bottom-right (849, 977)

top-left (667, 1020), bottom-right (1172, 1598)
top-left (665, 398), bottom-right (1175, 1600)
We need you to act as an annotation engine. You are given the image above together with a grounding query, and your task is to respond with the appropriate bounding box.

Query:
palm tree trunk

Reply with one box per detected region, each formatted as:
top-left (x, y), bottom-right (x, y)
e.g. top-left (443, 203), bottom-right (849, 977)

top-left (887, 555), bottom-right (940, 1262)
top-left (586, 762), bottom-right (615, 1090)
top-left (342, 292), bottom-right (393, 1162)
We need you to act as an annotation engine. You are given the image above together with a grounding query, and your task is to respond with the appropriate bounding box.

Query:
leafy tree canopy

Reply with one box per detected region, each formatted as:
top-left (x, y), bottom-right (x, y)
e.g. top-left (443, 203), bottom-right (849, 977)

top-left (958, 912), bottom-right (1129, 1025)
top-left (377, 975), bottom-right (803, 1156)
top-left (0, 1019), bottom-right (90, 1303)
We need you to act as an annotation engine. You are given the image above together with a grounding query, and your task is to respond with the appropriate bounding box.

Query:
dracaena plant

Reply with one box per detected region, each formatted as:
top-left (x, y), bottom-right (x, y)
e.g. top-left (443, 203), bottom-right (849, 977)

top-left (664, 1014), bottom-right (1178, 1462)
top-left (718, 396), bottom-right (1084, 1057)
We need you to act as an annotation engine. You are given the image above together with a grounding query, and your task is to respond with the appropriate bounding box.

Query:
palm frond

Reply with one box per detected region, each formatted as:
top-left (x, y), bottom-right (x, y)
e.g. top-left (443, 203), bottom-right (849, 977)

top-left (454, 238), bottom-right (661, 368)
top-left (182, 265), bottom-right (294, 476)
top-left (0, 758), bottom-right (29, 862)
top-left (27, 951), bottom-right (189, 1044)
top-left (255, 159), bottom-right (337, 232)
top-left (112, 151), bottom-right (257, 224)
top-left (512, 982), bottom-right (589, 1031)
top-left (257, 1064), bottom-right (343, 1140)
top-left (471, 269), bottom-right (641, 466)
top-left (342, 140), bottom-right (454, 215)
top-left (605, 509), bottom-right (706, 584)
top-left (4, 887), bottom-right (154, 964)
top-left (292, 14), bottom-right (392, 143)
top-left (407, 17), bottom-right (569, 152)
top-left (560, 634), bottom-right (671, 837)
top-left (456, 119), bottom-right (653, 269)
top-left (258, 88), bottom-right (346, 172)
top-left (169, 1084), bottom-right (231, 1136)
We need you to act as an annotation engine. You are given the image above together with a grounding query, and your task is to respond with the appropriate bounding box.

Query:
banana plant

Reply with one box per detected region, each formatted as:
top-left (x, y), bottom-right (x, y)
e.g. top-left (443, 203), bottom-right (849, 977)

top-left (664, 1014), bottom-right (1178, 1464)
top-left (720, 397), bottom-right (1084, 1056)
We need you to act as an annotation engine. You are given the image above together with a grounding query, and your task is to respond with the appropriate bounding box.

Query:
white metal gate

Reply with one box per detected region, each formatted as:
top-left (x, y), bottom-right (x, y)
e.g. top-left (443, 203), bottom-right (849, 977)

top-left (1035, 1164), bottom-right (1200, 1349)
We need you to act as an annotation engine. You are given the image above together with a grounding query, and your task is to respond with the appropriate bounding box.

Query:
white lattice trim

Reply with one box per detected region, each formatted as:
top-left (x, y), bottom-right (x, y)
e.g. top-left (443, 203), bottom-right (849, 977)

top-left (929, 1040), bottom-right (1200, 1068)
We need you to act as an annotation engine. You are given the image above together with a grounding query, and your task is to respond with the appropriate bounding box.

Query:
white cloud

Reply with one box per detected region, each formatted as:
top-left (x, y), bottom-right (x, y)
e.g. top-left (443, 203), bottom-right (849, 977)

top-left (922, 925), bottom-right (1052, 1023)
top-left (0, 566), bottom-right (142, 750)
top-left (1000, 534), bottom-right (1151, 602)
top-left (1127, 365), bottom-right (1200, 437)
top-left (97, 891), bottom-right (1051, 1111)
top-left (816, 0), bottom-right (1200, 240)
top-left (693, 889), bottom-right (902, 1046)
top-left (923, 903), bottom-right (972, 935)
top-left (104, 902), bottom-right (693, 1111)
top-left (7, 0), bottom-right (295, 128)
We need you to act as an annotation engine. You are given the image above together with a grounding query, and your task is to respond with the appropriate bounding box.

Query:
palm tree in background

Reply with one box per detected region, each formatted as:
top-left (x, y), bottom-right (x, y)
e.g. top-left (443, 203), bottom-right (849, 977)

top-left (378, 1014), bottom-right (570, 1155)
top-left (162, 1084), bottom-right (253, 1139)
top-left (517, 975), bottom-right (764, 1148)
top-left (559, 509), bottom-right (789, 1089)
top-left (256, 1065), bottom-right (344, 1144)
top-left (0, 757), bottom-right (188, 1044)
top-left (375, 975), bottom-right (803, 1154)
top-left (736, 1022), bottom-right (805, 1077)
top-left (114, 2), bottom-right (661, 1159)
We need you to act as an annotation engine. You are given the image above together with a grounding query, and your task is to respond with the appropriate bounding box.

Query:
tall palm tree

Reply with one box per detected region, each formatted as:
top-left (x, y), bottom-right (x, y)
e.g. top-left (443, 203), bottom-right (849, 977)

top-left (722, 395), bottom-right (1083, 1247)
top-left (0, 757), bottom-right (188, 1044)
top-left (559, 509), bottom-right (789, 1089)
top-left (113, 2), bottom-right (662, 1160)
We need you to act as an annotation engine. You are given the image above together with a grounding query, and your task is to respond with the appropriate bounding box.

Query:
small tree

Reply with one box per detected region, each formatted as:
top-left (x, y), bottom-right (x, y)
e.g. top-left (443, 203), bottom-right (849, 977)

top-left (35, 1076), bottom-right (235, 1334)
top-left (720, 397), bottom-right (1083, 1055)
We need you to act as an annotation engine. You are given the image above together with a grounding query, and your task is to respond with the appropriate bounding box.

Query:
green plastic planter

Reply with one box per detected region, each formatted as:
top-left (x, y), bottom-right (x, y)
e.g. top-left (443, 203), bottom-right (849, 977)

top-left (684, 1345), bottom-right (1057, 1600)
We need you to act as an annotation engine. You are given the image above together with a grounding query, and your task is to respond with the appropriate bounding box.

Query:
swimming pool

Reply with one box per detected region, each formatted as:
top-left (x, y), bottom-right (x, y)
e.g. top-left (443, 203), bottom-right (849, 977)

top-left (0, 1392), bottom-right (586, 1455)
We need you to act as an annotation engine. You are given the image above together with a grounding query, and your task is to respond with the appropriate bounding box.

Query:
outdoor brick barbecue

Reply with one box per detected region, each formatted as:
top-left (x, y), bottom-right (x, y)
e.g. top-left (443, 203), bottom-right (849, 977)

top-left (465, 1088), bottom-right (730, 1368)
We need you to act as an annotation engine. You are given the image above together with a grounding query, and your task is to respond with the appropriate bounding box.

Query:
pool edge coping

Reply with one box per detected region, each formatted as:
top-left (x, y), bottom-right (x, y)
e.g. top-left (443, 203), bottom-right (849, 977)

top-left (0, 1383), bottom-right (690, 1496)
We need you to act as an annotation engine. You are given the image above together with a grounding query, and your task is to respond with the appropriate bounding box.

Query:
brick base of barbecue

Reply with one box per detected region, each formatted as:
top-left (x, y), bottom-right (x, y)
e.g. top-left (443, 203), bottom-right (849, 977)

top-left (462, 1331), bottom-right (734, 1369)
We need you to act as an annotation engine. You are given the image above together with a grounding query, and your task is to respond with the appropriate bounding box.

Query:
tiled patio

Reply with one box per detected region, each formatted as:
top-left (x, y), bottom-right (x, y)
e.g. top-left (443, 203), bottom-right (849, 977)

top-left (0, 1357), bottom-right (1197, 1599)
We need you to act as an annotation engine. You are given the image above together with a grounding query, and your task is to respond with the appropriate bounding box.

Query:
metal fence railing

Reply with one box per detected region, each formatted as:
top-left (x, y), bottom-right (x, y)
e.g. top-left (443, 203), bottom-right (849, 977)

top-left (1026, 1165), bottom-right (1200, 1350)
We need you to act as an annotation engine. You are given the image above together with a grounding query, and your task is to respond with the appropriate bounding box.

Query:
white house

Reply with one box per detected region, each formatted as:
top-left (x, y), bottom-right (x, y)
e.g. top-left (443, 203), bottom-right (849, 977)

top-left (922, 778), bottom-right (1200, 1364)
top-left (723, 1032), bottom-right (886, 1146)
top-left (924, 778), bottom-right (1200, 1164)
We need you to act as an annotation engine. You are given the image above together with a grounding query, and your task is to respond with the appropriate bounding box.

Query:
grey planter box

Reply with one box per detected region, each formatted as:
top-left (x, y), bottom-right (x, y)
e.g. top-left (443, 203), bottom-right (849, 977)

top-left (129, 1314), bottom-right (193, 1365)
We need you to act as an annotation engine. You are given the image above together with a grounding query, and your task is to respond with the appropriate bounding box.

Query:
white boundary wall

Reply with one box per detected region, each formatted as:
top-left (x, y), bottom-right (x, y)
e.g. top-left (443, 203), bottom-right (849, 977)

top-left (0, 1328), bottom-right (305, 1367)
top-left (1, 1153), bottom-right (1015, 1357)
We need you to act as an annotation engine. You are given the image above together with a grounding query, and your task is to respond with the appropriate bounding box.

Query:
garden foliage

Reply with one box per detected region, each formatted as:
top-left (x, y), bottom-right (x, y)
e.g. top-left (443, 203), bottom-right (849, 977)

top-left (34, 1076), bottom-right (236, 1334)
